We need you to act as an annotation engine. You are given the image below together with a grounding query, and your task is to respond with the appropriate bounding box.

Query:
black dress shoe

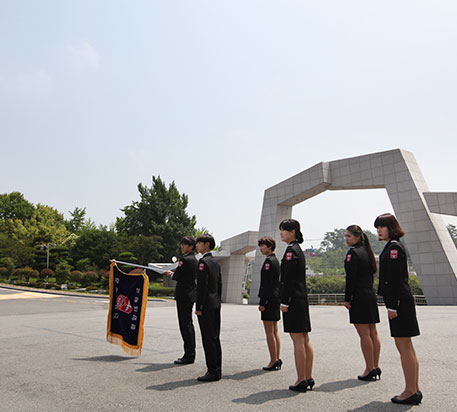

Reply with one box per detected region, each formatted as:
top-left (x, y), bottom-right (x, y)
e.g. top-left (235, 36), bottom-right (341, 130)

top-left (262, 359), bottom-right (282, 371)
top-left (358, 369), bottom-right (379, 381)
top-left (197, 372), bottom-right (221, 382)
top-left (376, 367), bottom-right (382, 379)
top-left (174, 358), bottom-right (195, 365)
top-left (391, 393), bottom-right (421, 405)
top-left (306, 378), bottom-right (315, 390)
top-left (289, 380), bottom-right (307, 392)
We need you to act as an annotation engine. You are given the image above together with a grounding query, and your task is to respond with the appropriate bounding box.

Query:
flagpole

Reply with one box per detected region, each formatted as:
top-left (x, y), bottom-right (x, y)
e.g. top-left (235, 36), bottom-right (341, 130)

top-left (110, 259), bottom-right (152, 271)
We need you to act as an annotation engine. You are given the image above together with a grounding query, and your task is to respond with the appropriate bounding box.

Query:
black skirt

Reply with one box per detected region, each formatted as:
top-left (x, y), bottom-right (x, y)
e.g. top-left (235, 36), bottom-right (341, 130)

top-left (261, 298), bottom-right (280, 321)
top-left (388, 294), bottom-right (420, 338)
top-left (349, 295), bottom-right (380, 324)
top-left (283, 298), bottom-right (311, 333)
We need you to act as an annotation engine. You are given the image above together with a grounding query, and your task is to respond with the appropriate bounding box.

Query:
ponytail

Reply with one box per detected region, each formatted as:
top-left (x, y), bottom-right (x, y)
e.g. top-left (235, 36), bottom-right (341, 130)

top-left (362, 232), bottom-right (377, 273)
top-left (347, 225), bottom-right (377, 274)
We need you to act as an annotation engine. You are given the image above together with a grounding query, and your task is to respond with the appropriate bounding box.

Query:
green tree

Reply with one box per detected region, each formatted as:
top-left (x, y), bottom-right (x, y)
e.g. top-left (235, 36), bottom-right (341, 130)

top-left (66, 207), bottom-right (87, 234)
top-left (70, 227), bottom-right (123, 269)
top-left (0, 192), bottom-right (35, 222)
top-left (116, 176), bottom-right (196, 261)
top-left (55, 261), bottom-right (72, 284)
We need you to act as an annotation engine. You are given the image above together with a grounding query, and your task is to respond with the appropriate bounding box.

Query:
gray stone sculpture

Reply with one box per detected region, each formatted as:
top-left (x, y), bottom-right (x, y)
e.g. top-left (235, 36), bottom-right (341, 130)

top-left (249, 149), bottom-right (457, 305)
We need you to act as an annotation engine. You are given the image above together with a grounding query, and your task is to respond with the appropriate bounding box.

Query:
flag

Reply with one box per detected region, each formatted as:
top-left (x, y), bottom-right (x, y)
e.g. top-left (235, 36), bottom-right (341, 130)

top-left (106, 261), bottom-right (149, 356)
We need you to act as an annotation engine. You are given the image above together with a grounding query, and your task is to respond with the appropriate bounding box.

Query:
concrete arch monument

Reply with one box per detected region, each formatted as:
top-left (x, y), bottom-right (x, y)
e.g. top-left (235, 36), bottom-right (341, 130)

top-left (249, 148), bottom-right (457, 305)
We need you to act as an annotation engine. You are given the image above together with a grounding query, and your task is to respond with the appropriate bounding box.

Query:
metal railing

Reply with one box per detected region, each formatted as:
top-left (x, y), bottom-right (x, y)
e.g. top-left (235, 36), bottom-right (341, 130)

top-left (308, 294), bottom-right (427, 305)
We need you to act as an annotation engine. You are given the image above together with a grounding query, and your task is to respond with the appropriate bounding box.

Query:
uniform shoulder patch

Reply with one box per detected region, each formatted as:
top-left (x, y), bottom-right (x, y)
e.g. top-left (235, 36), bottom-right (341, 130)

top-left (265, 263), bottom-right (270, 270)
top-left (346, 254), bottom-right (352, 262)
top-left (178, 261), bottom-right (183, 267)
top-left (390, 249), bottom-right (398, 259)
top-left (286, 252), bottom-right (293, 261)
top-left (199, 263), bottom-right (205, 271)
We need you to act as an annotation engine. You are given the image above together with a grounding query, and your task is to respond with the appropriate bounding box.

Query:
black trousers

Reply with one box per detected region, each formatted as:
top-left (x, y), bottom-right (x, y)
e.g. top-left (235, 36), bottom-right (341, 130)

top-left (197, 308), bottom-right (222, 376)
top-left (176, 300), bottom-right (196, 359)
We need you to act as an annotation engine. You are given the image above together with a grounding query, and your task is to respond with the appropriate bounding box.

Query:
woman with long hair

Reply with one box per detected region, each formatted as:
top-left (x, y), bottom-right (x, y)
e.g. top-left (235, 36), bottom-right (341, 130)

top-left (375, 213), bottom-right (421, 405)
top-left (257, 236), bottom-right (281, 371)
top-left (344, 225), bottom-right (381, 381)
top-left (279, 219), bottom-right (314, 392)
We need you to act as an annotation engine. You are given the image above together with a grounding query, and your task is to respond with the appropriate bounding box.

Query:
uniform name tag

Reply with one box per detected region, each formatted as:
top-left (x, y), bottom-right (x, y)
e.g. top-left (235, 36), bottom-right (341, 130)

top-left (286, 252), bottom-right (293, 261)
top-left (265, 263), bottom-right (270, 270)
top-left (390, 250), bottom-right (398, 259)
top-left (199, 263), bottom-right (204, 271)
top-left (346, 254), bottom-right (352, 262)
top-left (178, 261), bottom-right (183, 267)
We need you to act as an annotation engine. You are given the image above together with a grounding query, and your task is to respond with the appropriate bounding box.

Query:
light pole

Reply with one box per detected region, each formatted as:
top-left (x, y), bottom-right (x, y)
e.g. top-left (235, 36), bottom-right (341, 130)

top-left (41, 243), bottom-right (56, 282)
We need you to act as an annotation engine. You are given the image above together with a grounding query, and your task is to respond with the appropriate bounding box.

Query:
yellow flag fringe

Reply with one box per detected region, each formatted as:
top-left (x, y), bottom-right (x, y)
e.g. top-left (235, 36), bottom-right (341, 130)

top-left (106, 261), bottom-right (149, 356)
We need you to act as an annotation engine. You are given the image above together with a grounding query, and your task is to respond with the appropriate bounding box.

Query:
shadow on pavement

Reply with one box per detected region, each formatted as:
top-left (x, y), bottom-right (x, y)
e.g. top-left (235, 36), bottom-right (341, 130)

top-left (134, 363), bottom-right (177, 372)
top-left (315, 378), bottom-right (371, 392)
top-left (224, 369), bottom-right (265, 380)
top-left (232, 389), bottom-right (300, 404)
top-left (74, 355), bottom-right (132, 362)
top-left (146, 378), bottom-right (202, 391)
top-left (347, 401), bottom-right (415, 411)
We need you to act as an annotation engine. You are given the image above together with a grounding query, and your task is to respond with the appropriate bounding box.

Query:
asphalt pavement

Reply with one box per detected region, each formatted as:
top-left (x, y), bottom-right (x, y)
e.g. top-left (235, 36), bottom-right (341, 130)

top-left (1, 287), bottom-right (456, 412)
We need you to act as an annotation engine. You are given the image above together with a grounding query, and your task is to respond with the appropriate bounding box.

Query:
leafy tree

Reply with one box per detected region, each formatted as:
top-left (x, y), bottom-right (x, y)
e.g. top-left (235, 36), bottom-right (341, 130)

top-left (320, 228), bottom-right (347, 252)
top-left (70, 227), bottom-right (123, 269)
top-left (55, 261), bottom-right (72, 284)
top-left (66, 207), bottom-right (87, 233)
top-left (116, 176), bottom-right (196, 261)
top-left (0, 192), bottom-right (35, 222)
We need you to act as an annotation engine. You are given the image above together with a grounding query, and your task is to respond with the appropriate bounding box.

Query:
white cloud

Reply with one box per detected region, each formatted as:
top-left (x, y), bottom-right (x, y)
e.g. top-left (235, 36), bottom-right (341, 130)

top-left (67, 39), bottom-right (101, 72)
top-left (1, 69), bottom-right (53, 95)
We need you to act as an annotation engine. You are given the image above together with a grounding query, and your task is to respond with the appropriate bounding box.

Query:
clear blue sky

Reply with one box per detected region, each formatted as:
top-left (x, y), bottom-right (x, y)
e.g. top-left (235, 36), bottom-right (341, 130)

top-left (1, 1), bottom-right (456, 248)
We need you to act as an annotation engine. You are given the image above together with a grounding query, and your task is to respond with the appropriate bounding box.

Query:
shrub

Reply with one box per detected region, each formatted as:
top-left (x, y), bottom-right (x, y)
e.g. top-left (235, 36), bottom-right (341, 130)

top-left (75, 258), bottom-right (93, 272)
top-left (69, 270), bottom-right (83, 284)
top-left (29, 269), bottom-right (39, 280)
top-left (148, 283), bottom-right (174, 297)
top-left (86, 286), bottom-right (99, 292)
top-left (409, 275), bottom-right (423, 295)
top-left (40, 268), bottom-right (54, 281)
top-left (55, 261), bottom-right (72, 284)
top-left (81, 271), bottom-right (99, 287)
top-left (0, 267), bottom-right (8, 279)
top-left (129, 268), bottom-right (144, 275)
top-left (0, 257), bottom-right (14, 276)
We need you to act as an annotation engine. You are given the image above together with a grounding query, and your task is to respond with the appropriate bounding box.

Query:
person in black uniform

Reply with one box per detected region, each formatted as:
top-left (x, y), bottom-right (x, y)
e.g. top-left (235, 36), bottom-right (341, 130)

top-left (279, 219), bottom-right (314, 392)
top-left (195, 234), bottom-right (222, 382)
top-left (375, 213), bottom-right (421, 405)
top-left (165, 236), bottom-right (198, 365)
top-left (257, 236), bottom-right (282, 371)
top-left (344, 225), bottom-right (381, 381)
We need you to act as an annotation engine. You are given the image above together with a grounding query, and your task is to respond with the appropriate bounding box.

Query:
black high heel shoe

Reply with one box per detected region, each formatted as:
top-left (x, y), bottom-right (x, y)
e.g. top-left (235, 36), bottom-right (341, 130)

top-left (357, 369), bottom-right (379, 381)
top-left (376, 367), bottom-right (382, 379)
top-left (289, 380), bottom-right (307, 392)
top-left (262, 359), bottom-right (282, 371)
top-left (306, 378), bottom-right (315, 390)
top-left (391, 393), bottom-right (421, 405)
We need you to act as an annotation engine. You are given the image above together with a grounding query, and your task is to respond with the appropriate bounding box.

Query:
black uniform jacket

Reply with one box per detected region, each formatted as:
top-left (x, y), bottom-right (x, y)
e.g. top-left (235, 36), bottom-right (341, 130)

top-left (378, 240), bottom-right (412, 311)
top-left (344, 243), bottom-right (377, 302)
top-left (258, 253), bottom-right (280, 307)
top-left (196, 252), bottom-right (222, 312)
top-left (172, 252), bottom-right (197, 302)
top-left (280, 241), bottom-right (307, 305)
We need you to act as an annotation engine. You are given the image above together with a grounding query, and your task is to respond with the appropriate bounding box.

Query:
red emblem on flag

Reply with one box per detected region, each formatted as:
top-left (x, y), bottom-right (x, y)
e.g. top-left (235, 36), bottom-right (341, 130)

top-left (116, 294), bottom-right (133, 314)
top-left (199, 263), bottom-right (204, 271)
top-left (390, 250), bottom-right (398, 259)
top-left (286, 252), bottom-right (293, 261)
top-left (178, 261), bottom-right (183, 267)
top-left (265, 263), bottom-right (270, 270)
top-left (346, 254), bottom-right (352, 262)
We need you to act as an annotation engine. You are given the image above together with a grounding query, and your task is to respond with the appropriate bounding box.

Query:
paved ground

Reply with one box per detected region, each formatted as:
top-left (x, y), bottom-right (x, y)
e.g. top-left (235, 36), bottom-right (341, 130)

top-left (1, 286), bottom-right (456, 412)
